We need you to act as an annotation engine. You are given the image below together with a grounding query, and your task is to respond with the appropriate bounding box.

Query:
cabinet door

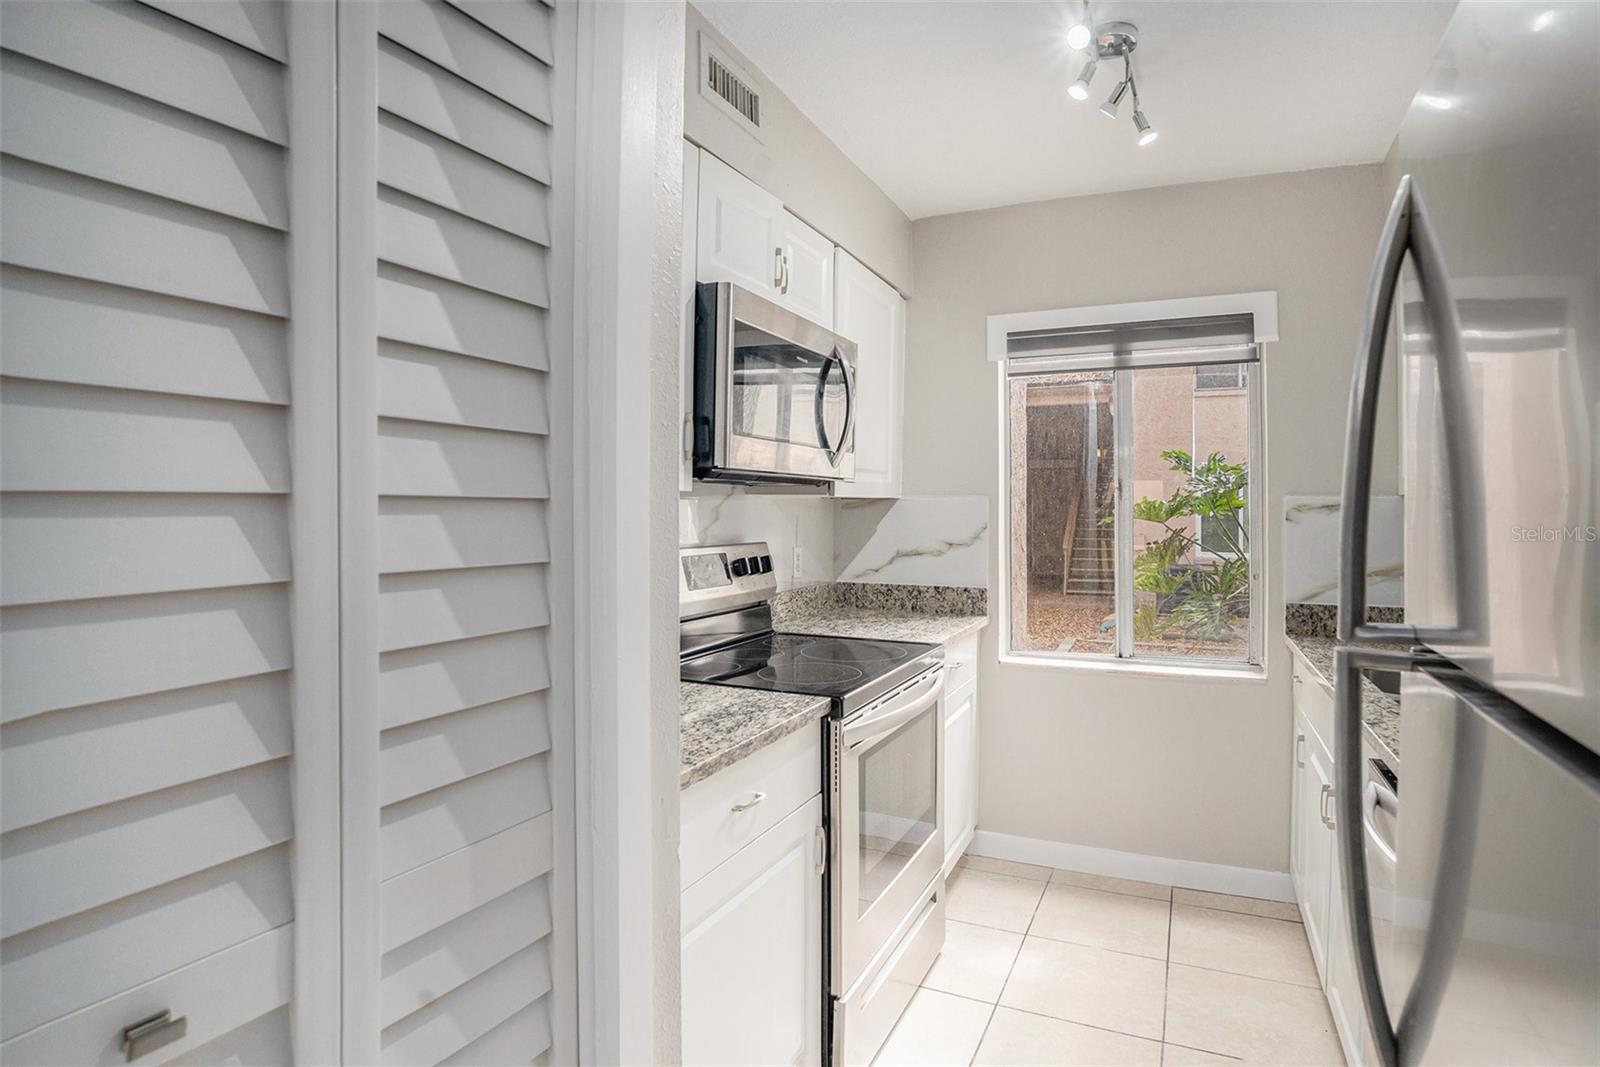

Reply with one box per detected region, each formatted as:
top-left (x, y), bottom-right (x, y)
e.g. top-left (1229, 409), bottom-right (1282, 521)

top-left (1323, 860), bottom-right (1368, 1067)
top-left (1299, 726), bottom-right (1336, 980)
top-left (942, 683), bottom-right (978, 876)
top-left (680, 144), bottom-right (700, 492)
top-left (696, 150), bottom-right (782, 298)
top-left (831, 250), bottom-right (905, 498)
top-left (682, 795), bottom-right (823, 1067)
top-left (776, 209), bottom-right (834, 326)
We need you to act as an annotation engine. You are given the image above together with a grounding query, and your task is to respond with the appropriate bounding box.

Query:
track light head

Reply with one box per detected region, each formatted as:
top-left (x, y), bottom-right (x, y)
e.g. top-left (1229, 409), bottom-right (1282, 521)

top-left (1067, 59), bottom-right (1098, 101)
top-left (1134, 108), bottom-right (1158, 145)
top-left (1099, 79), bottom-right (1129, 118)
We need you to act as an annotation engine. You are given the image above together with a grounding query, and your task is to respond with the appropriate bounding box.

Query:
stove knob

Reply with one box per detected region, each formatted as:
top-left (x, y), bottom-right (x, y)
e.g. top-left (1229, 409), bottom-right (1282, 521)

top-left (730, 558), bottom-right (749, 578)
top-left (758, 555), bottom-right (772, 573)
top-left (746, 555), bottom-right (762, 574)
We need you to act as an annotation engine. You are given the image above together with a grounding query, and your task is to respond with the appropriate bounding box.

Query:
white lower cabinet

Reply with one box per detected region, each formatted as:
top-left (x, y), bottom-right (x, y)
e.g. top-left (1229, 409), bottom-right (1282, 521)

top-left (1288, 645), bottom-right (1371, 1067)
top-left (682, 795), bottom-right (824, 1067)
top-left (941, 633), bottom-right (981, 876)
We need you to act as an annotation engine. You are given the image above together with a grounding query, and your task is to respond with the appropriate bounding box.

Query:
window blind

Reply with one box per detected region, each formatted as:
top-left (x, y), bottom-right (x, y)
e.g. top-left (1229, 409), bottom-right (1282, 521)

top-left (1004, 313), bottom-right (1259, 375)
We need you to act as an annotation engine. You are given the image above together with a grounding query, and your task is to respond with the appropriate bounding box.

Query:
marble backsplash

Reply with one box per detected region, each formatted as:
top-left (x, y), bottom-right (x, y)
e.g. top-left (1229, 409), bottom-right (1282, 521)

top-left (1283, 494), bottom-right (1404, 607)
top-left (833, 495), bottom-right (989, 588)
top-left (679, 488), bottom-right (835, 589)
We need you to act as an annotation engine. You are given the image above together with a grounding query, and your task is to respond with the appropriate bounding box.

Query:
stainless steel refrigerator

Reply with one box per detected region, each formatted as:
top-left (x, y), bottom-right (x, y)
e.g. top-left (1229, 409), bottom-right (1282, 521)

top-left (1334, 3), bottom-right (1600, 1065)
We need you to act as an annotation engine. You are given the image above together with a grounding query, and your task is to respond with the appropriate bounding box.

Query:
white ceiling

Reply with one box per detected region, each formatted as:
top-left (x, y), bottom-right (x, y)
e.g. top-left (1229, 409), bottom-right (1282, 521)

top-left (696, 1), bottom-right (1456, 219)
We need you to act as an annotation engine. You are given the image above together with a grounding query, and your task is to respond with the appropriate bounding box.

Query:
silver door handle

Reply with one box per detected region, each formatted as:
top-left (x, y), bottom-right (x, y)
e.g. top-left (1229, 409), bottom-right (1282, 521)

top-left (1338, 174), bottom-right (1483, 648)
top-left (1319, 783), bottom-right (1336, 829)
top-left (730, 791), bottom-right (766, 813)
top-left (1362, 780), bottom-right (1398, 868)
top-left (773, 247), bottom-right (785, 290)
top-left (813, 824), bottom-right (827, 876)
top-left (1295, 733), bottom-right (1306, 769)
top-left (781, 248), bottom-right (791, 293)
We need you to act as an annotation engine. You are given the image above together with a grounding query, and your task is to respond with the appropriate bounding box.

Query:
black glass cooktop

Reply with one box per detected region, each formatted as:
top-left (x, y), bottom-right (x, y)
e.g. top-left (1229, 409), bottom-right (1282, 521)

top-left (681, 631), bottom-right (941, 713)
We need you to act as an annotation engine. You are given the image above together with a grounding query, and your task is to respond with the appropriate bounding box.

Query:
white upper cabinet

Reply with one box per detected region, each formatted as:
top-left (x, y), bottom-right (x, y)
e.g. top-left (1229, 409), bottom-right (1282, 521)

top-left (776, 209), bottom-right (834, 326)
top-left (831, 250), bottom-right (905, 498)
top-left (696, 150), bottom-right (784, 301)
top-left (695, 149), bottom-right (835, 327)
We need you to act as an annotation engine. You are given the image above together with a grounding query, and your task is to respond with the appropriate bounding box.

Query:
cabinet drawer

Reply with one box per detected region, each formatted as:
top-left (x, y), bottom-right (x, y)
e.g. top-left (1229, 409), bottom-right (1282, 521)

top-left (0, 924), bottom-right (291, 1066)
top-left (943, 633), bottom-right (978, 694)
top-left (1291, 647), bottom-right (1335, 749)
top-left (681, 724), bottom-right (822, 890)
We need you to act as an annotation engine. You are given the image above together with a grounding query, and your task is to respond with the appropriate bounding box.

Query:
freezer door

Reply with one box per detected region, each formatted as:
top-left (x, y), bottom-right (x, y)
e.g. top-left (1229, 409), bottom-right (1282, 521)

top-left (1393, 1), bottom-right (1600, 749)
top-left (1391, 669), bottom-right (1599, 1065)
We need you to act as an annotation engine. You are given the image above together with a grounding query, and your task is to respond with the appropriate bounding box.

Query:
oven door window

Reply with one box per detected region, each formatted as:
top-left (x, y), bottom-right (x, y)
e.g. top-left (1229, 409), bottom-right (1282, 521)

top-left (857, 708), bottom-right (938, 916)
top-left (730, 322), bottom-right (847, 453)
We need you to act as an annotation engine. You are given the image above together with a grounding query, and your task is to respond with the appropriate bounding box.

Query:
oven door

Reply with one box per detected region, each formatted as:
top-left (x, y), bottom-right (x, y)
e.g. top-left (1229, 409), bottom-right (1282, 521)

top-left (832, 667), bottom-right (944, 994)
top-left (697, 282), bottom-right (856, 483)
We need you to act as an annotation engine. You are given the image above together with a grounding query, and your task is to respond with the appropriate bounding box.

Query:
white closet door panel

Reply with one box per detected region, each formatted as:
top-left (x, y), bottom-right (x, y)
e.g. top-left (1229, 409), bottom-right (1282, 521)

top-left (378, 0), bottom-right (550, 121)
top-left (0, 55), bottom-right (288, 229)
top-left (379, 941), bottom-right (551, 1066)
top-left (380, 756), bottom-right (549, 880)
top-left (378, 629), bottom-right (550, 731)
top-left (1, 494), bottom-right (289, 607)
top-left (377, 187), bottom-right (548, 305)
top-left (2, 586), bottom-right (290, 723)
top-left (1, 760), bottom-right (291, 939)
top-left (0, 161), bottom-right (288, 316)
top-left (380, 693), bottom-right (551, 807)
top-left (1, 380), bottom-right (288, 494)
top-left (379, 498), bottom-right (548, 575)
top-left (377, 113), bottom-right (547, 243)
top-left (378, 564), bottom-right (548, 652)
top-left (141, 2), bottom-right (289, 63)
top-left (1, 672), bottom-right (290, 832)
top-left (438, 998), bottom-right (553, 1067)
top-left (377, 263), bottom-right (548, 369)
top-left (380, 813), bottom-right (552, 953)
top-left (0, 845), bottom-right (291, 1040)
top-left (167, 1005), bottom-right (291, 1067)
top-left (377, 40), bottom-right (548, 182)
top-left (0, 923), bottom-right (292, 1067)
top-left (378, 340), bottom-right (547, 433)
top-left (1, 270), bottom-right (288, 405)
top-left (377, 419), bottom-right (548, 498)
top-left (0, 0), bottom-right (289, 144)
top-left (444, 0), bottom-right (554, 65)
top-left (381, 880), bottom-right (551, 1029)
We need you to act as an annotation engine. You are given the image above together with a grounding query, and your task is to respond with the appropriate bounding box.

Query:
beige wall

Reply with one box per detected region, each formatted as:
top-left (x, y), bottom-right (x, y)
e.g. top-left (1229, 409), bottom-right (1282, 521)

top-left (906, 165), bottom-right (1399, 873)
top-left (685, 4), bottom-right (914, 295)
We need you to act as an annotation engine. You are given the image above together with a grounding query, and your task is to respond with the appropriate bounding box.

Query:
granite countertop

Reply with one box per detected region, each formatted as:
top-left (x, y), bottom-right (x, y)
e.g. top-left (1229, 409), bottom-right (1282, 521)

top-left (1285, 634), bottom-right (1405, 760)
top-left (774, 605), bottom-right (988, 645)
top-left (680, 682), bottom-right (828, 790)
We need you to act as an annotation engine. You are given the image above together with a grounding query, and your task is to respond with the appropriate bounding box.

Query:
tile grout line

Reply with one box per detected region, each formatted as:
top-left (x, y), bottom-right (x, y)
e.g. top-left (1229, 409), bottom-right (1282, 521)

top-left (1160, 896), bottom-right (1173, 1060)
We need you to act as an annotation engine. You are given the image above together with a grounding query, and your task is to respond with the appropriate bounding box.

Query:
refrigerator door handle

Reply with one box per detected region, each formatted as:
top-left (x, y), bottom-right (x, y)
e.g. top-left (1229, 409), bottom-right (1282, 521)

top-left (1337, 175), bottom-right (1484, 648)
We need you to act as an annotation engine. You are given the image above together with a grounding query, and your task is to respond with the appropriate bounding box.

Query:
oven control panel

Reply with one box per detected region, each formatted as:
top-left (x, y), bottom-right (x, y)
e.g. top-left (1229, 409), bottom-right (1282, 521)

top-left (679, 541), bottom-right (777, 619)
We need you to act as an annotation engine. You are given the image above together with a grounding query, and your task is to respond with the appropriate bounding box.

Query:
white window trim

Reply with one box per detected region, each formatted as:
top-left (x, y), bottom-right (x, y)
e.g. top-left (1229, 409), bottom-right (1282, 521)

top-left (992, 291), bottom-right (1274, 677)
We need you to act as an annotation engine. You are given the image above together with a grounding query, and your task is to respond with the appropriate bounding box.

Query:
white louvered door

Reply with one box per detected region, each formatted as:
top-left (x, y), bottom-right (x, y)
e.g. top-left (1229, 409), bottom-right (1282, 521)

top-left (0, 2), bottom-right (574, 1064)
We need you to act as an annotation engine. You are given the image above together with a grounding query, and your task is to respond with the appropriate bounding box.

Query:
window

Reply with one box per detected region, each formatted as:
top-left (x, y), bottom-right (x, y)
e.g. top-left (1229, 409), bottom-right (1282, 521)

top-left (997, 304), bottom-right (1265, 669)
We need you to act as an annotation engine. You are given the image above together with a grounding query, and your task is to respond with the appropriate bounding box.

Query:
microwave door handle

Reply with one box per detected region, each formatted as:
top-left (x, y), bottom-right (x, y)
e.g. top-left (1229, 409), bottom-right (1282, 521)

top-left (835, 348), bottom-right (856, 466)
top-left (1338, 174), bottom-right (1483, 648)
top-left (814, 349), bottom-right (855, 467)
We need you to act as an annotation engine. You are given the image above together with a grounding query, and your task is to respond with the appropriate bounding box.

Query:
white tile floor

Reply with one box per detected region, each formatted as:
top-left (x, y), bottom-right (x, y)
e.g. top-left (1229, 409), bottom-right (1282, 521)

top-left (872, 856), bottom-right (1345, 1067)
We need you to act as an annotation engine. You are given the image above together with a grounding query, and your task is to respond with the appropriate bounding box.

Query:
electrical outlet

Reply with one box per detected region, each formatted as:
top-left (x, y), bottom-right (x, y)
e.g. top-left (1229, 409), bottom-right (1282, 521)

top-left (792, 546), bottom-right (803, 579)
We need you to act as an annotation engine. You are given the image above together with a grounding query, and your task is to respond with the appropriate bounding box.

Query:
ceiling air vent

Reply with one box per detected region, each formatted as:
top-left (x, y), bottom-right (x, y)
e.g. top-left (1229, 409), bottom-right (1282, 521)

top-left (699, 35), bottom-right (765, 142)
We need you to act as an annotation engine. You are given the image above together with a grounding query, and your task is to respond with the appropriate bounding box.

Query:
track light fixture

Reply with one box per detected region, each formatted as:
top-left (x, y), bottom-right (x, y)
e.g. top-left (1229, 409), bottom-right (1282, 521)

top-left (1067, 59), bottom-right (1097, 101)
top-left (1067, 21), bottom-right (1158, 147)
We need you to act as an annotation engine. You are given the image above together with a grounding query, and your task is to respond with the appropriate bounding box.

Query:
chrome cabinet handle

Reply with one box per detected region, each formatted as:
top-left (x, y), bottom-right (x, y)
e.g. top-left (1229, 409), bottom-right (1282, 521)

top-left (1319, 783), bottom-right (1336, 829)
top-left (773, 247), bottom-right (784, 290)
top-left (813, 824), bottom-right (827, 876)
top-left (730, 791), bottom-right (766, 813)
top-left (1295, 734), bottom-right (1306, 769)
top-left (1338, 174), bottom-right (1483, 647)
top-left (781, 248), bottom-right (790, 293)
top-left (122, 1010), bottom-right (187, 1062)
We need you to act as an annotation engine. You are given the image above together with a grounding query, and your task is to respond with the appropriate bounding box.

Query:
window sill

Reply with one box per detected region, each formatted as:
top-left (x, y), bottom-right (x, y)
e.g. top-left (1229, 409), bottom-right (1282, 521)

top-left (998, 652), bottom-right (1267, 683)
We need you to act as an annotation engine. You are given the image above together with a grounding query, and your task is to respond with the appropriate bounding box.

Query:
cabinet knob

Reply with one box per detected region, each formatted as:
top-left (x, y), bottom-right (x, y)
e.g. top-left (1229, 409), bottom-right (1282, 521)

top-left (122, 1010), bottom-right (186, 1062)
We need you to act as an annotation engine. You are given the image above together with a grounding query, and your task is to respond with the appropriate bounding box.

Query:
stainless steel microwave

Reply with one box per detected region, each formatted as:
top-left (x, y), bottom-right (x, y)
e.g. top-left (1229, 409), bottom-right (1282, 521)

top-left (692, 281), bottom-right (857, 485)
